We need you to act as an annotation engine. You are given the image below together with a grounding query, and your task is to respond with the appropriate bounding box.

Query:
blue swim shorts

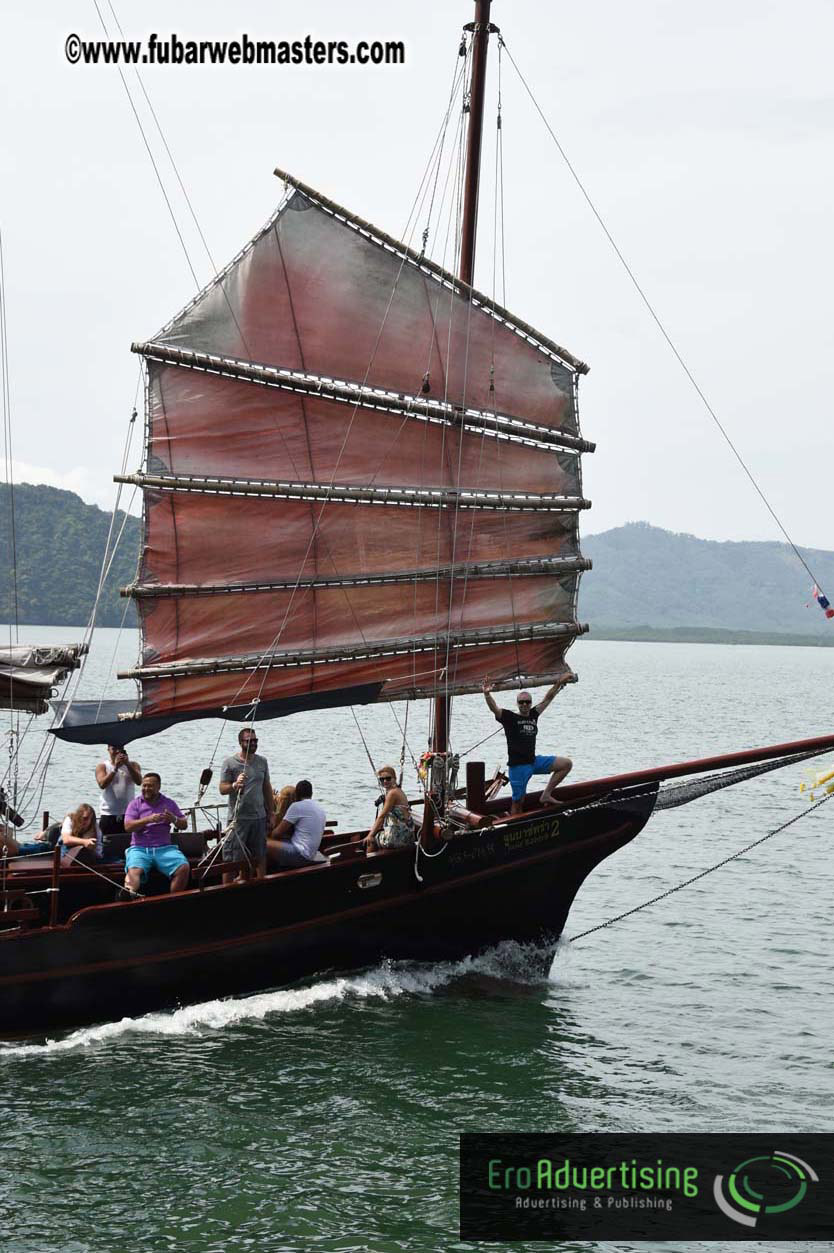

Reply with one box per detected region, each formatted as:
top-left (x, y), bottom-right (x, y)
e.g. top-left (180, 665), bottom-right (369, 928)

top-left (16, 840), bottom-right (49, 857)
top-left (508, 755), bottom-right (556, 801)
top-left (125, 844), bottom-right (189, 882)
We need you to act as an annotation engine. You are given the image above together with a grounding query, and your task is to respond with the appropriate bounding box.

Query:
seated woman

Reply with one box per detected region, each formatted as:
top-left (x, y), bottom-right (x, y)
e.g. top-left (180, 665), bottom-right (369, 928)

top-left (364, 766), bottom-right (416, 853)
top-left (59, 804), bottom-right (104, 861)
top-left (273, 784), bottom-right (296, 826)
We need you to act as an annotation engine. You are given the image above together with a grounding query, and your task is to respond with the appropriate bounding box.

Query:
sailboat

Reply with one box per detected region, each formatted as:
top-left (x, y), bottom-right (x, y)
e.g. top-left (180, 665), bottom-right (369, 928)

top-left (2, 0), bottom-right (833, 1036)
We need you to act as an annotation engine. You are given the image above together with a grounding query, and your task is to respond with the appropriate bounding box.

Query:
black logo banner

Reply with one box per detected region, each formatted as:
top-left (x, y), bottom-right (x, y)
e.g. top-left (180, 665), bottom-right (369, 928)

top-left (460, 1133), bottom-right (834, 1241)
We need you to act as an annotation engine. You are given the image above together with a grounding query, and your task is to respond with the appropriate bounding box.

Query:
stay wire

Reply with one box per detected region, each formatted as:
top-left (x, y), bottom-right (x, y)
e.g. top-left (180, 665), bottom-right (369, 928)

top-left (458, 726), bottom-right (501, 759)
top-left (350, 708), bottom-right (379, 784)
top-left (220, 59), bottom-right (477, 740)
top-left (105, 0), bottom-right (260, 365)
top-left (11, 388), bottom-right (141, 824)
top-left (91, 0), bottom-right (201, 290)
top-left (0, 229), bottom-right (19, 650)
top-left (105, 0), bottom-right (217, 275)
top-left (389, 701), bottom-right (419, 775)
top-left (570, 786), bottom-right (834, 943)
top-left (501, 37), bottom-right (829, 600)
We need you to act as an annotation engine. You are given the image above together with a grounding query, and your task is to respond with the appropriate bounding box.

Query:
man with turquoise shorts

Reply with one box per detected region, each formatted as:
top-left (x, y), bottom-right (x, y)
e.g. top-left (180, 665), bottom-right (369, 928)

top-left (123, 772), bottom-right (190, 897)
top-left (483, 677), bottom-right (575, 814)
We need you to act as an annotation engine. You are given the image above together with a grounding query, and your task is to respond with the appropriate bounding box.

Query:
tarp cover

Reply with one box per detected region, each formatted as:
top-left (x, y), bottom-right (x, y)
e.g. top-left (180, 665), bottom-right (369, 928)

top-left (0, 644), bottom-right (86, 715)
top-left (50, 684), bottom-right (382, 744)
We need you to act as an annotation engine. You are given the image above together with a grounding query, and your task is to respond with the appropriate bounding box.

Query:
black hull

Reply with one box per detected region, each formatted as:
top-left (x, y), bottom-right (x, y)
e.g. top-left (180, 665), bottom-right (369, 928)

top-left (0, 784), bottom-right (657, 1036)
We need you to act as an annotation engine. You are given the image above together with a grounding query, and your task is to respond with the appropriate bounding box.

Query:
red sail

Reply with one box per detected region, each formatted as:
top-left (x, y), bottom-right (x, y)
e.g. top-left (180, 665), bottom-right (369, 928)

top-left (145, 363), bottom-right (580, 494)
top-left (154, 175), bottom-right (586, 432)
top-left (121, 173), bottom-right (592, 721)
top-left (139, 640), bottom-right (577, 718)
top-left (138, 492), bottom-right (581, 589)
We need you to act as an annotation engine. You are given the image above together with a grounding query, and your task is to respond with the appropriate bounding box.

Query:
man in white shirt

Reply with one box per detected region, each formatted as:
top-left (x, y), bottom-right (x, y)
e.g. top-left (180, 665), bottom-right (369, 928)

top-left (268, 779), bottom-right (326, 869)
top-left (95, 743), bottom-right (142, 836)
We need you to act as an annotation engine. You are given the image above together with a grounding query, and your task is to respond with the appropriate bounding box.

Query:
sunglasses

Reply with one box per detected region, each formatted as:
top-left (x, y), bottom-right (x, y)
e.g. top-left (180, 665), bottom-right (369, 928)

top-left (378, 775), bottom-right (395, 782)
top-left (517, 699), bottom-right (532, 705)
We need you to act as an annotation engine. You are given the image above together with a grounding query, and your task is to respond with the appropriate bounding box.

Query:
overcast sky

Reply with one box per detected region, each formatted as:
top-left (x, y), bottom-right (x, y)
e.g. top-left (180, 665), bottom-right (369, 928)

top-left (2, 0), bottom-right (832, 548)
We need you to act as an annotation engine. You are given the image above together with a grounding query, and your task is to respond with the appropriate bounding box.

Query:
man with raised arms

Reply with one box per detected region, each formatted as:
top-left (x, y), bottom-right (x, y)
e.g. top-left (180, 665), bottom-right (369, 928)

top-left (483, 677), bottom-right (575, 814)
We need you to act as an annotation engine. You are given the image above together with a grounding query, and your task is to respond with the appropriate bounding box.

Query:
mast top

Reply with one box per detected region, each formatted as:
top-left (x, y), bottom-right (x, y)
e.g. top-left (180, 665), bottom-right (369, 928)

top-left (458, 0), bottom-right (497, 288)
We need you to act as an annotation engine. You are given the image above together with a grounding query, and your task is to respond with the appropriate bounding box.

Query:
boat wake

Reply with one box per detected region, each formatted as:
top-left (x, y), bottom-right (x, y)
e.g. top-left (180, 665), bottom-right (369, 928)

top-left (1, 939), bottom-right (560, 1056)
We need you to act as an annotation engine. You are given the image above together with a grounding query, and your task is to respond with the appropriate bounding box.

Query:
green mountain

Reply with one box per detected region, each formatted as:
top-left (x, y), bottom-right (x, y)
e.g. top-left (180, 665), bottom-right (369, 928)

top-left (2, 489), bottom-right (833, 643)
top-left (580, 522), bottom-right (834, 642)
top-left (0, 482), bottom-right (140, 628)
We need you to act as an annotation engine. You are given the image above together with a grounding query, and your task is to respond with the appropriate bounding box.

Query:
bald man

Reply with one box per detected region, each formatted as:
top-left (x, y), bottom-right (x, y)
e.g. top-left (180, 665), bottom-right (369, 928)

top-left (482, 678), bottom-right (575, 813)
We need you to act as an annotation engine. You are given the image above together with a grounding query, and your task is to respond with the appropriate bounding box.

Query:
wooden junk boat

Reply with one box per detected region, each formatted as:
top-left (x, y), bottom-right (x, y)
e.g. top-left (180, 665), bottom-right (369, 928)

top-left (3, 1), bottom-right (834, 1035)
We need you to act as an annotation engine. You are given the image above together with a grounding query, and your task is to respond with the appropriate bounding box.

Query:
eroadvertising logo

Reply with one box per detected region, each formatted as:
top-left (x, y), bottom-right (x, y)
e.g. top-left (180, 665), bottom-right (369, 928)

top-left (459, 1133), bottom-right (834, 1241)
top-left (713, 1150), bottom-right (818, 1228)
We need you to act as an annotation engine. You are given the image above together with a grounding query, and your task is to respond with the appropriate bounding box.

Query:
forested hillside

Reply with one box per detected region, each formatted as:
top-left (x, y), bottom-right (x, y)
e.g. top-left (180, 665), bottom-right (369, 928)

top-left (0, 483), bottom-right (139, 627)
top-left (581, 522), bottom-right (834, 638)
top-left (2, 489), bottom-right (833, 642)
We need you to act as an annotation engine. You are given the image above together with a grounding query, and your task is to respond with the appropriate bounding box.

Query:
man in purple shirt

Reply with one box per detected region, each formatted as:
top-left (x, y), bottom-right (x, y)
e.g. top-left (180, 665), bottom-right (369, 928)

top-left (123, 772), bottom-right (190, 898)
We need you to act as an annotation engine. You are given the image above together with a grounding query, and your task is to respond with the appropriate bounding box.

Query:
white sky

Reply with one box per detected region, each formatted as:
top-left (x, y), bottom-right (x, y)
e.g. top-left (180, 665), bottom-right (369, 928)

top-left (2, 0), bottom-right (832, 545)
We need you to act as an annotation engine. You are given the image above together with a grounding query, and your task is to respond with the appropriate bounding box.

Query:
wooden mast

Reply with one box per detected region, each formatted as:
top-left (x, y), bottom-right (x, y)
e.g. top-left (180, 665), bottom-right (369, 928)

top-left (459, 0), bottom-right (493, 288)
top-left (432, 0), bottom-right (494, 754)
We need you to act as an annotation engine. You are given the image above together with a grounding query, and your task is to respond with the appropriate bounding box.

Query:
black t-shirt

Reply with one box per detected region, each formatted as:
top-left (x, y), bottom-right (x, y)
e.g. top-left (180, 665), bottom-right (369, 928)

top-left (499, 708), bottom-right (539, 766)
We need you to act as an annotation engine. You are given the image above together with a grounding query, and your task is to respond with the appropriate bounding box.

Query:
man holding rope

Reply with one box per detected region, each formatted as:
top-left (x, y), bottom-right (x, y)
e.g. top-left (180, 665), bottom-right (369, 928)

top-left (219, 728), bottom-right (275, 879)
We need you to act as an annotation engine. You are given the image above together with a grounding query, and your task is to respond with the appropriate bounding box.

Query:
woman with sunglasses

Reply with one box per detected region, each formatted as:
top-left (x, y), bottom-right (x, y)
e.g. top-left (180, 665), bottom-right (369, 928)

top-left (364, 766), bottom-right (416, 853)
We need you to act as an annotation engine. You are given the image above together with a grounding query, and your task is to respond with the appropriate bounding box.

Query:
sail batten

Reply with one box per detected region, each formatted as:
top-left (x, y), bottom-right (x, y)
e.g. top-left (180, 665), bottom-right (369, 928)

top-left (121, 621), bottom-right (587, 682)
top-left (117, 473), bottom-right (589, 513)
top-left (123, 556), bottom-right (592, 599)
top-left (133, 342), bottom-right (595, 454)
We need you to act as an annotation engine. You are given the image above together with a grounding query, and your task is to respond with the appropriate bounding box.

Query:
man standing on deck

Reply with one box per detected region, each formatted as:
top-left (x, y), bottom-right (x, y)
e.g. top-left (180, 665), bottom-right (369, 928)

top-left (123, 772), bottom-right (190, 897)
top-left (219, 728), bottom-right (275, 879)
top-left (483, 677), bottom-right (576, 814)
top-left (95, 743), bottom-right (142, 839)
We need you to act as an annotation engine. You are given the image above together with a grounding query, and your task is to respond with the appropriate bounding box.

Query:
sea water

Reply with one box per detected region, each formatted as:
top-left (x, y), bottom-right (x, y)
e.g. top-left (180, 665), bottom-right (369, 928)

top-left (1, 627), bottom-right (832, 1253)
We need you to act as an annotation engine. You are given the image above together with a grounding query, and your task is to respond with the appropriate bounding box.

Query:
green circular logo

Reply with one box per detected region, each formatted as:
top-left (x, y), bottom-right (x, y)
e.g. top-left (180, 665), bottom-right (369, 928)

top-left (713, 1151), bottom-right (817, 1228)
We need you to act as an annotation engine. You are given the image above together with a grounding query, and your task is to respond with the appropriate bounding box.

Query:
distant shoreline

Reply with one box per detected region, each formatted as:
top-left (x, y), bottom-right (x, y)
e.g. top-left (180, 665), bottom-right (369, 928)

top-left (7, 621), bottom-right (833, 649)
top-left (581, 625), bottom-right (834, 647)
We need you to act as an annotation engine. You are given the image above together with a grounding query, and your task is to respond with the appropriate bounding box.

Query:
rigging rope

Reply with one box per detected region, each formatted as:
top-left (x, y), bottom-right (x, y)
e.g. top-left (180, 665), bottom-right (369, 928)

top-left (8, 390), bottom-right (140, 826)
top-left (105, 0), bottom-right (217, 277)
top-left (350, 708), bottom-right (379, 784)
top-left (570, 784), bottom-right (834, 943)
top-left (0, 229), bottom-right (19, 652)
top-left (198, 39), bottom-right (473, 764)
top-left (500, 36), bottom-right (830, 603)
top-left (458, 726), bottom-right (502, 759)
top-left (91, 0), bottom-right (201, 290)
top-left (0, 228), bottom-right (21, 790)
top-left (389, 700), bottom-right (419, 776)
top-left (437, 79), bottom-right (472, 730)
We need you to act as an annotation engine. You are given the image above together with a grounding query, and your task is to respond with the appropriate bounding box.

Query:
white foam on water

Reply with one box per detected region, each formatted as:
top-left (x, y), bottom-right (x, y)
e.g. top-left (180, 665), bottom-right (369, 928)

top-left (547, 933), bottom-right (587, 988)
top-left (0, 939), bottom-right (554, 1057)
